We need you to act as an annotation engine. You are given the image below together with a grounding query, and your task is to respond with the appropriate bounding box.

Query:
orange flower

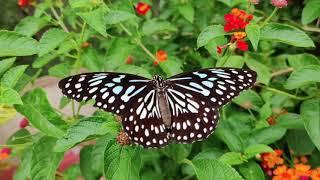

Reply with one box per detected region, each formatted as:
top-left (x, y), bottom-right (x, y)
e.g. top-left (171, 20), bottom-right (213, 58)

top-left (81, 42), bottom-right (90, 48)
top-left (261, 149), bottom-right (284, 168)
top-left (0, 148), bottom-right (11, 160)
top-left (156, 50), bottom-right (168, 62)
top-left (125, 55), bottom-right (134, 64)
top-left (300, 156), bottom-right (308, 164)
top-left (273, 165), bottom-right (296, 180)
top-left (294, 164), bottom-right (311, 177)
top-left (233, 32), bottom-right (247, 40)
top-left (136, 2), bottom-right (151, 15)
top-left (311, 168), bottom-right (320, 180)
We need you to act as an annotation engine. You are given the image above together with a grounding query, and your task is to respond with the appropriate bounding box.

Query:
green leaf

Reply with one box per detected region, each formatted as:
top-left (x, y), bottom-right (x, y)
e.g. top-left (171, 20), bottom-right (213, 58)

top-left (218, 152), bottom-right (244, 165)
top-left (260, 23), bottom-right (315, 47)
top-left (197, 25), bottom-right (226, 48)
top-left (116, 65), bottom-right (153, 79)
top-left (276, 113), bottom-right (304, 130)
top-left (80, 145), bottom-right (100, 180)
top-left (243, 144), bottom-right (273, 159)
top-left (0, 86), bottom-right (23, 105)
top-left (287, 53), bottom-right (320, 70)
top-left (0, 30), bottom-right (39, 57)
top-left (162, 144), bottom-right (192, 162)
top-left (0, 57), bottom-right (16, 76)
top-left (217, 0), bottom-right (248, 7)
top-left (78, 7), bottom-right (108, 37)
top-left (284, 65), bottom-right (320, 90)
top-left (159, 58), bottom-right (183, 77)
top-left (32, 51), bottom-right (59, 68)
top-left (80, 47), bottom-right (104, 71)
top-left (245, 23), bottom-right (260, 51)
top-left (54, 116), bottom-right (119, 152)
top-left (59, 96), bottom-right (71, 109)
top-left (1, 65), bottom-right (28, 88)
top-left (178, 4), bottom-right (195, 23)
top-left (14, 148), bottom-right (33, 180)
top-left (15, 88), bottom-right (65, 138)
top-left (6, 129), bottom-right (32, 145)
top-left (249, 126), bottom-right (286, 145)
top-left (30, 136), bottom-right (64, 180)
top-left (193, 148), bottom-right (224, 160)
top-left (215, 121), bottom-right (244, 152)
top-left (286, 130), bottom-right (315, 155)
top-left (302, 0), bottom-right (320, 25)
top-left (48, 62), bottom-right (71, 78)
top-left (14, 16), bottom-right (49, 37)
top-left (38, 28), bottom-right (69, 56)
top-left (238, 161), bottom-right (265, 180)
top-left (142, 20), bottom-right (177, 35)
top-left (190, 159), bottom-right (244, 180)
top-left (233, 90), bottom-right (264, 111)
top-left (104, 141), bottom-right (141, 180)
top-left (221, 55), bottom-right (245, 68)
top-left (301, 99), bottom-right (320, 151)
top-left (245, 58), bottom-right (271, 85)
top-left (105, 10), bottom-right (136, 25)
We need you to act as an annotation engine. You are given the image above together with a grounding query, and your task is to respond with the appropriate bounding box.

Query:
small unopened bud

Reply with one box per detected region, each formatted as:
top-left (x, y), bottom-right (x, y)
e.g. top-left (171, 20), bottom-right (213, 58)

top-left (116, 131), bottom-right (131, 146)
top-left (271, 0), bottom-right (288, 8)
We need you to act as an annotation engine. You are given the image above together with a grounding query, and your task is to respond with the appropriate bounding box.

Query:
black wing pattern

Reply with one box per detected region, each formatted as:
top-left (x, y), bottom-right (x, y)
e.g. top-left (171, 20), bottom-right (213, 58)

top-left (166, 68), bottom-right (256, 143)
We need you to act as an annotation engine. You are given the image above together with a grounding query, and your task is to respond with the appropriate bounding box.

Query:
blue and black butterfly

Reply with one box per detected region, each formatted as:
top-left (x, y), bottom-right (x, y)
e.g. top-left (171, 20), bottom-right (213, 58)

top-left (59, 68), bottom-right (257, 148)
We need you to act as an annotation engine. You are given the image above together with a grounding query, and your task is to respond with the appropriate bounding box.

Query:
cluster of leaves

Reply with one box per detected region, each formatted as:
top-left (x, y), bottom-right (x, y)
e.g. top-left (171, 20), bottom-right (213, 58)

top-left (0, 0), bottom-right (320, 179)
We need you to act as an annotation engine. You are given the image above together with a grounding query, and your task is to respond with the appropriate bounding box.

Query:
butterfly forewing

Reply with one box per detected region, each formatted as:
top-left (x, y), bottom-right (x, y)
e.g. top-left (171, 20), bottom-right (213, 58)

top-left (58, 72), bottom-right (152, 116)
top-left (168, 68), bottom-right (257, 108)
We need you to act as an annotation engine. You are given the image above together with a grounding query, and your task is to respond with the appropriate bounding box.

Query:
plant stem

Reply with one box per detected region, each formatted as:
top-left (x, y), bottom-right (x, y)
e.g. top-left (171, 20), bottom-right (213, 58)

top-left (261, 7), bottom-right (278, 27)
top-left (271, 67), bottom-right (294, 78)
top-left (259, 85), bottom-right (316, 100)
top-left (50, 7), bottom-right (70, 33)
top-left (71, 100), bottom-right (76, 118)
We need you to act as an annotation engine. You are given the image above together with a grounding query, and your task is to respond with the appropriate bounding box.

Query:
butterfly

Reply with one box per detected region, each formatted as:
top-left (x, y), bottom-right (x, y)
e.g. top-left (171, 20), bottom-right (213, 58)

top-left (59, 68), bottom-right (256, 148)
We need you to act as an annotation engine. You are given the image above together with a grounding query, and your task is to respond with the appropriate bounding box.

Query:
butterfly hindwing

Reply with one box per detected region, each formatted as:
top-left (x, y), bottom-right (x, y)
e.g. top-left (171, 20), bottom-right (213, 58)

top-left (58, 72), bottom-right (152, 116)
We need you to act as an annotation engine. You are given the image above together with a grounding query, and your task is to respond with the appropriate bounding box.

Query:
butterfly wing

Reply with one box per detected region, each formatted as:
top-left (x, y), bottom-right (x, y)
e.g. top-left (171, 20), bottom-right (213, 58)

top-left (58, 72), bottom-right (152, 116)
top-left (166, 68), bottom-right (256, 143)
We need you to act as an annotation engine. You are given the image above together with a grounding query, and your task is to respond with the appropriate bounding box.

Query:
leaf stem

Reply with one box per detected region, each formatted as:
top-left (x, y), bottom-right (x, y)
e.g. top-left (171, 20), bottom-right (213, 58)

top-left (50, 7), bottom-right (70, 33)
top-left (71, 100), bottom-right (76, 118)
top-left (271, 67), bottom-right (294, 78)
top-left (261, 7), bottom-right (278, 27)
top-left (259, 85), bottom-right (315, 100)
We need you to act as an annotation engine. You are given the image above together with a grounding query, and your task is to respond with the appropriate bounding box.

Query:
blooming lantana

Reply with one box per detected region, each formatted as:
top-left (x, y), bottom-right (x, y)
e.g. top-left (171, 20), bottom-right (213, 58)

top-left (18, 0), bottom-right (29, 8)
top-left (154, 50), bottom-right (168, 65)
top-left (19, 118), bottom-right (29, 128)
top-left (0, 148), bottom-right (11, 160)
top-left (135, 2), bottom-right (151, 16)
top-left (217, 8), bottom-right (253, 54)
top-left (271, 0), bottom-right (288, 8)
top-left (261, 149), bottom-right (284, 169)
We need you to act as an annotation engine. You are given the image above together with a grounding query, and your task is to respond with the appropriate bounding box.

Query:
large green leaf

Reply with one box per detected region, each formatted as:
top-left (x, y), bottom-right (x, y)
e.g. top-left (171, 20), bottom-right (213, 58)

top-left (14, 16), bottom-right (49, 37)
top-left (249, 126), bottom-right (286, 145)
top-left (15, 88), bottom-right (65, 138)
top-left (0, 30), bottom-right (38, 57)
top-left (14, 148), bottom-right (33, 180)
top-left (159, 58), bottom-right (183, 77)
top-left (218, 152), bottom-right (244, 165)
top-left (238, 161), bottom-right (265, 180)
top-left (301, 99), bottom-right (320, 151)
top-left (233, 90), bottom-right (264, 111)
top-left (302, 0), bottom-right (320, 25)
top-left (276, 113), bottom-right (304, 130)
top-left (38, 28), bottom-right (69, 56)
top-left (162, 144), bottom-right (192, 162)
top-left (0, 86), bottom-right (23, 105)
top-left (105, 10), bottom-right (136, 25)
top-left (245, 23), bottom-right (260, 51)
top-left (221, 55), bottom-right (245, 68)
top-left (197, 25), bottom-right (226, 48)
top-left (48, 62), bottom-right (71, 78)
top-left (116, 65), bottom-right (152, 79)
top-left (243, 144), bottom-right (273, 159)
top-left (215, 121), bottom-right (244, 152)
top-left (178, 4), bottom-right (195, 23)
top-left (287, 53), bottom-right (320, 70)
top-left (32, 51), bottom-right (59, 68)
top-left (78, 7), bottom-right (108, 37)
top-left (1, 65), bottom-right (28, 88)
top-left (0, 57), bottom-right (16, 76)
top-left (286, 130), bottom-right (315, 155)
top-left (260, 23), bottom-right (315, 47)
top-left (104, 141), bottom-right (141, 180)
top-left (80, 145), bottom-right (101, 180)
top-left (245, 58), bottom-right (271, 85)
top-left (142, 20), bottom-right (177, 35)
top-left (284, 65), bottom-right (320, 90)
top-left (80, 47), bottom-right (104, 71)
top-left (30, 136), bottom-right (64, 180)
top-left (190, 159), bottom-right (244, 180)
top-left (54, 116), bottom-right (119, 152)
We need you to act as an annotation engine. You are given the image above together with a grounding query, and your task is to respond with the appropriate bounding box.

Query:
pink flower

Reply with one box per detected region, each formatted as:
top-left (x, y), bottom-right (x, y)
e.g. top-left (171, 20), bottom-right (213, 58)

top-left (271, 0), bottom-right (288, 8)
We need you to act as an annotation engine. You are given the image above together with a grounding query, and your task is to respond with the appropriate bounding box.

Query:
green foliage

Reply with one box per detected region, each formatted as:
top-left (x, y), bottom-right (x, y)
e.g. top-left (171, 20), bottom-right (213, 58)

top-left (1, 1), bottom-right (320, 179)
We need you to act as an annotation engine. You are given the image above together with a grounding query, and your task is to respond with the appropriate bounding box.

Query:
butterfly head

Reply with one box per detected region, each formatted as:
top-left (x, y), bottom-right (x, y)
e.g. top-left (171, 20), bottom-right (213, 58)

top-left (153, 75), bottom-right (165, 88)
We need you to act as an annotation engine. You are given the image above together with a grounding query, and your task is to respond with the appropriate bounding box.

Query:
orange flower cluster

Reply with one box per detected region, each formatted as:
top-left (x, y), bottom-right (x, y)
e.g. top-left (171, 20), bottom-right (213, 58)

top-left (0, 148), bottom-right (11, 160)
top-left (261, 150), bottom-right (320, 180)
top-left (217, 8), bottom-right (253, 54)
top-left (154, 50), bottom-right (168, 65)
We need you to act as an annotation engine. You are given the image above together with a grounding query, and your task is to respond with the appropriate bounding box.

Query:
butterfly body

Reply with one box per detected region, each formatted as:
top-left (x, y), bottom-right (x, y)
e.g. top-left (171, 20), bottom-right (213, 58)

top-left (59, 68), bottom-right (257, 148)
